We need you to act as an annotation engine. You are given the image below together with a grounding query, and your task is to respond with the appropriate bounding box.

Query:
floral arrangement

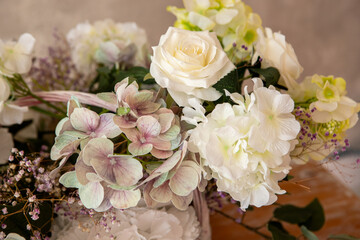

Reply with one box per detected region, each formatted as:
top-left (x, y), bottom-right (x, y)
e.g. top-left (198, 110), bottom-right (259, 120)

top-left (0, 0), bottom-right (359, 239)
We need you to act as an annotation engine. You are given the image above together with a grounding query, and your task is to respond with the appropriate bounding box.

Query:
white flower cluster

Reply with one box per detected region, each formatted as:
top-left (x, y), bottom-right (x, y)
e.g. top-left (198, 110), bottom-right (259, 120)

top-left (188, 79), bottom-right (300, 210)
top-left (67, 19), bottom-right (149, 75)
top-left (52, 206), bottom-right (200, 240)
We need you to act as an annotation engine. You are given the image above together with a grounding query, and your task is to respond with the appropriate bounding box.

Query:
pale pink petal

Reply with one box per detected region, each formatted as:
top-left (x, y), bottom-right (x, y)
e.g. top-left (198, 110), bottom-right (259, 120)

top-left (70, 108), bottom-right (100, 132)
top-left (169, 166), bottom-right (199, 196)
top-left (159, 125), bottom-right (180, 141)
top-left (82, 138), bottom-right (113, 165)
top-left (135, 101), bottom-right (161, 116)
top-left (137, 116), bottom-right (161, 137)
top-left (109, 189), bottom-right (141, 209)
top-left (91, 155), bottom-right (143, 186)
top-left (171, 192), bottom-right (193, 210)
top-left (67, 97), bottom-right (81, 116)
top-left (140, 150), bottom-right (183, 186)
top-left (95, 113), bottom-right (122, 138)
top-left (149, 137), bottom-right (172, 150)
top-left (113, 115), bottom-right (137, 129)
top-left (128, 142), bottom-right (153, 156)
top-left (75, 156), bottom-right (96, 185)
top-left (158, 111), bottom-right (174, 133)
top-left (149, 182), bottom-right (173, 203)
top-left (143, 180), bottom-right (158, 208)
top-left (122, 128), bottom-right (140, 142)
top-left (151, 148), bottom-right (173, 159)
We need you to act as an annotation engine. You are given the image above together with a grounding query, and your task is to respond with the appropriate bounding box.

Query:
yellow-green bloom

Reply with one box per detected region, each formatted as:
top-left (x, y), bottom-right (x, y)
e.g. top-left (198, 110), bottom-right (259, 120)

top-left (168, 0), bottom-right (262, 63)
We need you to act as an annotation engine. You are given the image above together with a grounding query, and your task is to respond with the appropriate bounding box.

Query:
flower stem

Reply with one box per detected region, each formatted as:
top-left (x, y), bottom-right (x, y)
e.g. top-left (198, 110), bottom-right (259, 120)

top-left (212, 208), bottom-right (272, 239)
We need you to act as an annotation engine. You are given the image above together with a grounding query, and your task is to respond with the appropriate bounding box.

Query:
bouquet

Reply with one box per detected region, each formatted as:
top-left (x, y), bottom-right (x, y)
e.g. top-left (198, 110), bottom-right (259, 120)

top-left (1, 0), bottom-right (359, 239)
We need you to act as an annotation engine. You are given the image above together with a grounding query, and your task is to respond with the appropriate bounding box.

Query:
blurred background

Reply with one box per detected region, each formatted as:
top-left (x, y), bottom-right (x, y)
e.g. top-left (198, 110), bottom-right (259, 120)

top-left (0, 0), bottom-right (359, 193)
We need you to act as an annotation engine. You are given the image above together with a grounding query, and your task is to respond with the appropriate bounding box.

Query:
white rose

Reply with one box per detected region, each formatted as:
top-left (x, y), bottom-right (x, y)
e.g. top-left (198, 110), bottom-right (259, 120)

top-left (150, 27), bottom-right (235, 107)
top-left (252, 28), bottom-right (303, 90)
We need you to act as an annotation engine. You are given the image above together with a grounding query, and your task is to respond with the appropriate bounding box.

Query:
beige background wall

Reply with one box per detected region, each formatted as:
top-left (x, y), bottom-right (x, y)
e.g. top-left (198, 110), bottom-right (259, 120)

top-left (0, 0), bottom-right (359, 147)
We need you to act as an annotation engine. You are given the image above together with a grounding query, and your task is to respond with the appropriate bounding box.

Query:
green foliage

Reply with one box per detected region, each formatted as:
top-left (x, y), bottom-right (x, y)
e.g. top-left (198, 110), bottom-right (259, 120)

top-left (249, 67), bottom-right (281, 88)
top-left (328, 234), bottom-right (360, 240)
top-left (302, 198), bottom-right (325, 231)
top-left (267, 221), bottom-right (296, 240)
top-left (274, 198), bottom-right (325, 231)
top-left (282, 174), bottom-right (294, 181)
top-left (274, 205), bottom-right (312, 224)
top-left (2, 202), bottom-right (53, 239)
top-left (90, 66), bottom-right (155, 93)
top-left (301, 225), bottom-right (319, 240)
top-left (212, 68), bottom-right (239, 95)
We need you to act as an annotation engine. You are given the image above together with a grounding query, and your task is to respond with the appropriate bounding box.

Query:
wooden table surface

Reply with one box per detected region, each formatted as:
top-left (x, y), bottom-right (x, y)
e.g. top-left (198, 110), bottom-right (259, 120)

top-left (210, 163), bottom-right (360, 239)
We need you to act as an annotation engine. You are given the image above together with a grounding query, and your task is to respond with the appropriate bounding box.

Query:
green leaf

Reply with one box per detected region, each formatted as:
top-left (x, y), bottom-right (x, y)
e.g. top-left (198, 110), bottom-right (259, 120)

top-left (212, 68), bottom-right (238, 95)
top-left (302, 198), bottom-right (325, 231)
top-left (282, 175), bottom-right (294, 181)
top-left (301, 225), bottom-right (319, 240)
top-left (328, 234), bottom-right (360, 240)
top-left (273, 198), bottom-right (325, 231)
top-left (268, 221), bottom-right (296, 240)
top-left (249, 67), bottom-right (280, 87)
top-left (274, 205), bottom-right (312, 224)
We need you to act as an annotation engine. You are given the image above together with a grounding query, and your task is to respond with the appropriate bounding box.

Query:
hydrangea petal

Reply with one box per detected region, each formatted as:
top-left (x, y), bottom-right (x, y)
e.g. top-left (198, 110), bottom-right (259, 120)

top-left (79, 181), bottom-right (104, 209)
top-left (150, 182), bottom-right (172, 203)
top-left (169, 165), bottom-right (199, 196)
top-left (70, 108), bottom-right (100, 133)
top-left (128, 142), bottom-right (153, 156)
top-left (95, 113), bottom-right (122, 138)
top-left (171, 192), bottom-right (193, 210)
top-left (109, 189), bottom-right (141, 209)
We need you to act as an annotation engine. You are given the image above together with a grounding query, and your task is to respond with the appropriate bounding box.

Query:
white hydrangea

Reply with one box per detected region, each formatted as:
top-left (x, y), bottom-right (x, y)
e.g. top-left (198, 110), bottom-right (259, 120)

top-left (188, 78), bottom-right (300, 210)
top-left (67, 19), bottom-right (149, 75)
top-left (51, 206), bottom-right (200, 240)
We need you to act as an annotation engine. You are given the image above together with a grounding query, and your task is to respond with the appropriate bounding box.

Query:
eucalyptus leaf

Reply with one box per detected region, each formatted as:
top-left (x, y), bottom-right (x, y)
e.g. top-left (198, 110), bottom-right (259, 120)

top-left (267, 221), bottom-right (296, 240)
top-left (328, 234), bottom-right (360, 240)
top-left (302, 198), bottom-right (325, 231)
top-left (274, 205), bottom-right (312, 224)
top-left (273, 198), bottom-right (325, 231)
top-left (301, 225), bottom-right (319, 240)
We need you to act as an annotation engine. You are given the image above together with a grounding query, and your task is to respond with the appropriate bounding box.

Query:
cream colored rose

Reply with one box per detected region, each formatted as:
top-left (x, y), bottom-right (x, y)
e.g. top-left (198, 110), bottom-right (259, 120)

top-left (150, 27), bottom-right (235, 106)
top-left (252, 28), bottom-right (303, 90)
